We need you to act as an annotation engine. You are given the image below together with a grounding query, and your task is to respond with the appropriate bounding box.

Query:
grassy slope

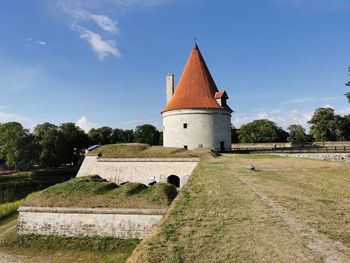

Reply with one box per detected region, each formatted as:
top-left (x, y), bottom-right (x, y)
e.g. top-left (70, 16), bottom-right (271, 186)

top-left (88, 143), bottom-right (212, 158)
top-left (0, 226), bottom-right (139, 263)
top-left (0, 168), bottom-right (78, 204)
top-left (0, 200), bottom-right (23, 221)
top-left (129, 154), bottom-right (350, 263)
top-left (23, 176), bottom-right (177, 209)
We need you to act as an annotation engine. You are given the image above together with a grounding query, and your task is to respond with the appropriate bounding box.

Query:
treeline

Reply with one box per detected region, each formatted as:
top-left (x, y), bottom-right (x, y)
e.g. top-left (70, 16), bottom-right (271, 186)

top-left (233, 107), bottom-right (350, 144)
top-left (0, 122), bottom-right (161, 168)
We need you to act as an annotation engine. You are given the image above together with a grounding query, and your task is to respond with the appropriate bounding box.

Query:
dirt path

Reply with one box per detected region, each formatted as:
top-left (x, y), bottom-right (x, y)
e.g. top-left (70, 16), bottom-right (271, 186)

top-left (237, 174), bottom-right (350, 263)
top-left (0, 251), bottom-right (36, 263)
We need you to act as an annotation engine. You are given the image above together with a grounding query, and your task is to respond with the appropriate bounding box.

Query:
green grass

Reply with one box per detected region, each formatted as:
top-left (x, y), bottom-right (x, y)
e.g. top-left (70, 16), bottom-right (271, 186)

top-left (0, 200), bottom-right (24, 221)
top-left (0, 227), bottom-right (139, 263)
top-left (23, 175), bottom-right (177, 209)
top-left (129, 155), bottom-right (350, 263)
top-left (88, 143), bottom-right (214, 158)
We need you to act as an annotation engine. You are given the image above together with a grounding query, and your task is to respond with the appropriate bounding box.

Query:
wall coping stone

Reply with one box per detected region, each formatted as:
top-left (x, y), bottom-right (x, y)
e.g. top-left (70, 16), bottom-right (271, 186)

top-left (18, 206), bottom-right (167, 215)
top-left (97, 158), bottom-right (199, 162)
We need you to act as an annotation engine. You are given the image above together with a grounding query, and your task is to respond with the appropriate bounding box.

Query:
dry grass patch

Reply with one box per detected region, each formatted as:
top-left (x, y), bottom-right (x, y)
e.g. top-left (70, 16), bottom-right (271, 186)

top-left (230, 154), bottom-right (350, 247)
top-left (129, 156), bottom-right (321, 263)
top-left (23, 175), bottom-right (177, 209)
top-left (88, 143), bottom-right (213, 159)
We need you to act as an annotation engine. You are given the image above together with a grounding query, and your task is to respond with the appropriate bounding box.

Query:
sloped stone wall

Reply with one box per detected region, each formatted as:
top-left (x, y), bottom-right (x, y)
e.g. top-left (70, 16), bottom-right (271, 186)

top-left (17, 207), bottom-right (166, 238)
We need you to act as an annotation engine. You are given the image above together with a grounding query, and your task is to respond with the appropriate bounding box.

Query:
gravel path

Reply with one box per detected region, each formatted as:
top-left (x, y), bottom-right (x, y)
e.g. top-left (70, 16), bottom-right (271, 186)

top-left (237, 174), bottom-right (350, 263)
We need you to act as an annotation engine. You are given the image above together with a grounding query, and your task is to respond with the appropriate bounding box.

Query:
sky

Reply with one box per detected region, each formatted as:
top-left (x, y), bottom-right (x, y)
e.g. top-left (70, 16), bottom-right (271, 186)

top-left (0, 0), bottom-right (349, 132)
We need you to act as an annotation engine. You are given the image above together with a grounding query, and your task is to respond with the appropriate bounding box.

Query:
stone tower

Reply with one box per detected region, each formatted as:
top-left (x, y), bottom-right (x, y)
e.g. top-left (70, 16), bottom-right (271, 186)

top-left (162, 43), bottom-right (232, 151)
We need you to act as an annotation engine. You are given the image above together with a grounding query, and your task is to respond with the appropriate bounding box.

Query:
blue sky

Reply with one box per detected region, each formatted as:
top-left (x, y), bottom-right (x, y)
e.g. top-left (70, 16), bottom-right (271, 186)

top-left (0, 0), bottom-right (349, 132)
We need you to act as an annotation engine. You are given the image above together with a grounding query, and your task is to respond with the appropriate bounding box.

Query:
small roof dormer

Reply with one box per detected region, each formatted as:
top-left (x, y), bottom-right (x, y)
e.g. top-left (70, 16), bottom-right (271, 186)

top-left (214, 90), bottom-right (232, 112)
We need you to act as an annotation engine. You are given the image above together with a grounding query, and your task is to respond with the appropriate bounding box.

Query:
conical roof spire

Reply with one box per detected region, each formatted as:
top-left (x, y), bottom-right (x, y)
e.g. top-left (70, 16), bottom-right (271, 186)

top-left (162, 43), bottom-right (221, 112)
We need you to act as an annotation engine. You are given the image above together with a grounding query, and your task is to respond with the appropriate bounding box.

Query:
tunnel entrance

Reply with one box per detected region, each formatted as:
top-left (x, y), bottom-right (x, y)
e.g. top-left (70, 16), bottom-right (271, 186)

top-left (167, 175), bottom-right (180, 188)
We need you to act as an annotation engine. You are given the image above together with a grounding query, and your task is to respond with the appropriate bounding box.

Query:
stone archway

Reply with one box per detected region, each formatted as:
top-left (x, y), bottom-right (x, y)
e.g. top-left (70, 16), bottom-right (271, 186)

top-left (167, 175), bottom-right (180, 188)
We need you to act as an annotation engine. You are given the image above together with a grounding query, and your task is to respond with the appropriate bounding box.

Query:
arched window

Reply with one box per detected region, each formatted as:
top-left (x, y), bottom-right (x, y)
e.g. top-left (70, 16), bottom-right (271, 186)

top-left (167, 175), bottom-right (180, 188)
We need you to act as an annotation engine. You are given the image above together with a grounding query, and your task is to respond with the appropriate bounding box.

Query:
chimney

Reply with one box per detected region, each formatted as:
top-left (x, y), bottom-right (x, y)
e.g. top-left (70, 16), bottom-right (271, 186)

top-left (166, 74), bottom-right (174, 104)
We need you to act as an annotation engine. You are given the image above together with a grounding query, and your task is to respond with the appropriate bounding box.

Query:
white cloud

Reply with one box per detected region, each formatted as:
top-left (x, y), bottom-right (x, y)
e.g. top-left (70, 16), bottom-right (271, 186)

top-left (71, 8), bottom-right (119, 33)
top-left (35, 41), bottom-right (47, 46)
top-left (90, 14), bottom-right (118, 33)
top-left (76, 116), bottom-right (99, 132)
top-left (322, 104), bottom-right (334, 109)
top-left (283, 98), bottom-right (314, 104)
top-left (337, 108), bottom-right (350, 116)
top-left (72, 24), bottom-right (120, 60)
top-left (27, 38), bottom-right (47, 46)
top-left (52, 0), bottom-right (167, 60)
top-left (0, 111), bottom-right (33, 127)
top-left (283, 96), bottom-right (337, 105)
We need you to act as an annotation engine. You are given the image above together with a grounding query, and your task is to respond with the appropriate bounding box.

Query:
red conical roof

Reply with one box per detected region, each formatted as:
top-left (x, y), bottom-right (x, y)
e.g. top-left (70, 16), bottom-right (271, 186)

top-left (162, 44), bottom-right (222, 112)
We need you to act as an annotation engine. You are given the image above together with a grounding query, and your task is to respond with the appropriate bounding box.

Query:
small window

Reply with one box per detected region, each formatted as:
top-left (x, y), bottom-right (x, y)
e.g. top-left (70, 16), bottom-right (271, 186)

top-left (184, 145), bottom-right (188, 150)
top-left (183, 123), bottom-right (187, 129)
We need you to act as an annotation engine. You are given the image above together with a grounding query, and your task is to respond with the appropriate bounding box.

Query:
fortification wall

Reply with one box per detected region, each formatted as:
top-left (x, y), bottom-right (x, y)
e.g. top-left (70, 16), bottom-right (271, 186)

top-left (17, 207), bottom-right (166, 238)
top-left (77, 156), bottom-right (199, 188)
top-left (162, 109), bottom-right (232, 150)
top-left (273, 153), bottom-right (350, 163)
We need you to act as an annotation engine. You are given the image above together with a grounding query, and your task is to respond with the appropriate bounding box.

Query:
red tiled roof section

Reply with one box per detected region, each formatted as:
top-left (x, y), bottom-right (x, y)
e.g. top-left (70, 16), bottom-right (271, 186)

top-left (162, 44), bottom-right (222, 112)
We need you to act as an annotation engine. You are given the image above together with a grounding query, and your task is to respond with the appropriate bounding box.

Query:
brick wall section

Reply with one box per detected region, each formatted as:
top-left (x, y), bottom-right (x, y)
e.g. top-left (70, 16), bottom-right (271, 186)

top-left (77, 157), bottom-right (199, 188)
top-left (17, 207), bottom-right (166, 238)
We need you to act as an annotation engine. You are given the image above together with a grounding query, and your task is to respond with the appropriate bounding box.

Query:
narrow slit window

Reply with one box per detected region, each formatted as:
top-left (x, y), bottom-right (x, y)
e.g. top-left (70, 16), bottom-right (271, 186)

top-left (183, 123), bottom-right (187, 129)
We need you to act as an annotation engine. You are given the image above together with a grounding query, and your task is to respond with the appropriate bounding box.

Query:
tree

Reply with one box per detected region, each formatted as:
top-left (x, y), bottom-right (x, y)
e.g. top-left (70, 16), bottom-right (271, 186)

top-left (0, 122), bottom-right (35, 166)
top-left (59, 123), bottom-right (89, 165)
top-left (238, 119), bottom-right (288, 143)
top-left (88, 127), bottom-right (113, 145)
top-left (134, 124), bottom-right (160, 145)
top-left (34, 123), bottom-right (65, 168)
top-left (231, 127), bottom-right (239, 143)
top-left (308, 107), bottom-right (346, 141)
top-left (111, 129), bottom-right (134, 143)
top-left (288, 125), bottom-right (308, 144)
top-left (345, 66), bottom-right (350, 102)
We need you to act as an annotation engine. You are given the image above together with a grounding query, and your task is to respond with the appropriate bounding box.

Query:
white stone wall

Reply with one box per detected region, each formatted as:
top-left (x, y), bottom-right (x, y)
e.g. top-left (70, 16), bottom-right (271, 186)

top-left (162, 109), bottom-right (232, 150)
top-left (77, 156), bottom-right (199, 188)
top-left (17, 207), bottom-right (166, 238)
top-left (273, 153), bottom-right (350, 163)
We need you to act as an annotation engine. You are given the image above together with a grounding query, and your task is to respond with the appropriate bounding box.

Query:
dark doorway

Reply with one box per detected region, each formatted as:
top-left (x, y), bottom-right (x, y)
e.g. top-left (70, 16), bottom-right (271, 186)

top-left (167, 175), bottom-right (180, 188)
top-left (220, 141), bottom-right (225, 152)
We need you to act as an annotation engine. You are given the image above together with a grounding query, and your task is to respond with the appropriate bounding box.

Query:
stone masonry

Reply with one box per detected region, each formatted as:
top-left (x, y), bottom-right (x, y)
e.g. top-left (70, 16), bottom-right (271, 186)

top-left (17, 207), bottom-right (166, 238)
top-left (273, 153), bottom-right (350, 163)
top-left (77, 156), bottom-right (199, 188)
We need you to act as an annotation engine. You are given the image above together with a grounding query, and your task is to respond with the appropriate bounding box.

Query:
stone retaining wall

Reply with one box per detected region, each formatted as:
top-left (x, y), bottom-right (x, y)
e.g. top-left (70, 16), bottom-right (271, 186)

top-left (17, 207), bottom-right (166, 238)
top-left (273, 153), bottom-right (350, 163)
top-left (77, 156), bottom-right (199, 188)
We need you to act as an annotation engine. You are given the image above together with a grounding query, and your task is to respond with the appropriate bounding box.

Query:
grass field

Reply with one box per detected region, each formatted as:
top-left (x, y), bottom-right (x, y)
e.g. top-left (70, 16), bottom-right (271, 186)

top-left (88, 143), bottom-right (214, 158)
top-left (23, 175), bottom-right (177, 209)
top-left (128, 154), bottom-right (350, 263)
top-left (0, 227), bottom-right (139, 263)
